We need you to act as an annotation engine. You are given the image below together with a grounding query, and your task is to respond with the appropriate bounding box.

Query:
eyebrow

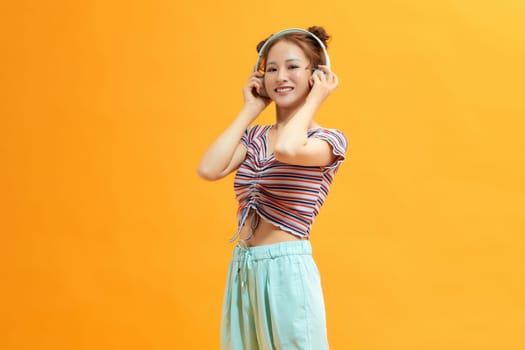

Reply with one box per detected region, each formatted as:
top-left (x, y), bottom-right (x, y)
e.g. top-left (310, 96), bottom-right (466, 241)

top-left (266, 58), bottom-right (302, 65)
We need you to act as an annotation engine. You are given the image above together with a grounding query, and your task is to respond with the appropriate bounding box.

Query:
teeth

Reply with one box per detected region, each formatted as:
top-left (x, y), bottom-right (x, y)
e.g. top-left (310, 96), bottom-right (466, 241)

top-left (276, 87), bottom-right (293, 92)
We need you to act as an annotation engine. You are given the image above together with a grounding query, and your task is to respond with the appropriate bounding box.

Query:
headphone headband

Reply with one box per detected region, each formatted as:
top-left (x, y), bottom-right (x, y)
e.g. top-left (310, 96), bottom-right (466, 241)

top-left (254, 28), bottom-right (331, 72)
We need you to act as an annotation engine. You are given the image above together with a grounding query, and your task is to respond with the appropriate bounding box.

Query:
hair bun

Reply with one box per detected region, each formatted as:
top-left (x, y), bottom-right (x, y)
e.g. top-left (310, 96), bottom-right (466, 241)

top-left (307, 26), bottom-right (330, 49)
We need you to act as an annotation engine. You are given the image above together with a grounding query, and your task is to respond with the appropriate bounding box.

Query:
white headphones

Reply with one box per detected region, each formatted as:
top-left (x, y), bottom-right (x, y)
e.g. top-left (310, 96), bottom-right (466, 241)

top-left (254, 28), bottom-right (331, 72)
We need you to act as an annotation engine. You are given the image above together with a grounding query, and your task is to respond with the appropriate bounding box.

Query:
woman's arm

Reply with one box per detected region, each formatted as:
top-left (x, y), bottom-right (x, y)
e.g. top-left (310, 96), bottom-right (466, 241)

top-left (274, 65), bottom-right (339, 167)
top-left (197, 107), bottom-right (255, 181)
top-left (197, 72), bottom-right (270, 181)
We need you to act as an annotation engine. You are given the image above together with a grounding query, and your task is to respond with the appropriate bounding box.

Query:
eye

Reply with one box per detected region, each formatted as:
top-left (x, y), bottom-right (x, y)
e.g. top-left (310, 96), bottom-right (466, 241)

top-left (265, 67), bottom-right (277, 72)
top-left (288, 65), bottom-right (299, 70)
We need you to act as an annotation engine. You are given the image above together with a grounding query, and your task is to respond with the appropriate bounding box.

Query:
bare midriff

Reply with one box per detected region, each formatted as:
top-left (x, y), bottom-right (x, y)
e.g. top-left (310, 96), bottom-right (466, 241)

top-left (238, 209), bottom-right (307, 246)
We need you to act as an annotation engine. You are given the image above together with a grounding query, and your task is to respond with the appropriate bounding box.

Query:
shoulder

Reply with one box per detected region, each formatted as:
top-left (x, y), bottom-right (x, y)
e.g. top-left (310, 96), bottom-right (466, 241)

top-left (248, 124), bottom-right (272, 132)
top-left (308, 127), bottom-right (348, 151)
top-left (243, 124), bottom-right (272, 140)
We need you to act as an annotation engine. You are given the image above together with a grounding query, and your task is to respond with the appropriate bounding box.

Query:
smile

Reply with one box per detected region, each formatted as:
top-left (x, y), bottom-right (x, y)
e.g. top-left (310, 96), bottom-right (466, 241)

top-left (275, 87), bottom-right (294, 93)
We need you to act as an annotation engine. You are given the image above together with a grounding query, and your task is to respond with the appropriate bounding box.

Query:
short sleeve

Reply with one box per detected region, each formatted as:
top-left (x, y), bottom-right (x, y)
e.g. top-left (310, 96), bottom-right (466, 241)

top-left (309, 128), bottom-right (348, 171)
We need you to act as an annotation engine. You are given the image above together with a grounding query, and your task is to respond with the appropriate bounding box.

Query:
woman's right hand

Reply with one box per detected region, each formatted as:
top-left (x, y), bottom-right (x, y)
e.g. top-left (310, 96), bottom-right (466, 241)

top-left (242, 72), bottom-right (271, 112)
top-left (198, 72), bottom-right (268, 181)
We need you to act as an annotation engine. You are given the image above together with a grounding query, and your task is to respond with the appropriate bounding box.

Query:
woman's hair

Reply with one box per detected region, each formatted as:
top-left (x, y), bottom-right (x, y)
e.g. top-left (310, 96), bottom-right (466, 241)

top-left (255, 26), bottom-right (331, 73)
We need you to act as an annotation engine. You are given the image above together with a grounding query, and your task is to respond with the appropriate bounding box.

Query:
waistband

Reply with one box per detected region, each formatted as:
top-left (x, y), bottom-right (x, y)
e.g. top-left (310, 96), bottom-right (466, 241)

top-left (231, 240), bottom-right (312, 262)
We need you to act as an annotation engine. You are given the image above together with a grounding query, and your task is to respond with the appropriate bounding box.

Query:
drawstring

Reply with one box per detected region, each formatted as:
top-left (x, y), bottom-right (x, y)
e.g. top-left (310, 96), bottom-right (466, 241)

top-left (233, 211), bottom-right (261, 287)
top-left (236, 245), bottom-right (252, 288)
top-left (235, 213), bottom-right (259, 287)
top-left (228, 207), bottom-right (260, 243)
top-left (235, 210), bottom-right (260, 245)
top-left (241, 213), bottom-right (259, 243)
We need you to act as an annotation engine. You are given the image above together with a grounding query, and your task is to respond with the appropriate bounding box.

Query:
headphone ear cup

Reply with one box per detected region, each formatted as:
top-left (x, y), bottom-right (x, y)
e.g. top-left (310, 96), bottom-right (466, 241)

top-left (259, 84), bottom-right (269, 98)
top-left (252, 77), bottom-right (269, 98)
top-left (259, 76), bottom-right (268, 97)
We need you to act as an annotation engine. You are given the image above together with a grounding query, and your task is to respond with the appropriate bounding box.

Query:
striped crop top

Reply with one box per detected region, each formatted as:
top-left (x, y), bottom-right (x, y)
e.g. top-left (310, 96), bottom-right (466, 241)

top-left (229, 125), bottom-right (348, 242)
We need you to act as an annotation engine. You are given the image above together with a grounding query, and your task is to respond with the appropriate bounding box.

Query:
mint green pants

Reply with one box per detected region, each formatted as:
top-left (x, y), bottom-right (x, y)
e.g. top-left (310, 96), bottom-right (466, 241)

top-left (220, 240), bottom-right (329, 350)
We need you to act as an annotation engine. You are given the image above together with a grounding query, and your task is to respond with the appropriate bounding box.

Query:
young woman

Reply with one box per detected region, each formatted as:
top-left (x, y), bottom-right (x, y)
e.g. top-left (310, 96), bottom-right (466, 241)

top-left (198, 26), bottom-right (347, 350)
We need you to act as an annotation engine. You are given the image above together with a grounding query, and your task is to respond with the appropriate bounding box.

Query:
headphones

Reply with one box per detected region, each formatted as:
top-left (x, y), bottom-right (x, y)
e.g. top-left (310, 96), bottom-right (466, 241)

top-left (254, 28), bottom-right (331, 72)
top-left (253, 28), bottom-right (331, 97)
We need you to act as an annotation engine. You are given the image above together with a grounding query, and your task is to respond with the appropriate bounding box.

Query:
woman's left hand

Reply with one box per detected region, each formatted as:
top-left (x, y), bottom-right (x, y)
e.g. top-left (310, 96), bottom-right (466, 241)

top-left (306, 65), bottom-right (338, 106)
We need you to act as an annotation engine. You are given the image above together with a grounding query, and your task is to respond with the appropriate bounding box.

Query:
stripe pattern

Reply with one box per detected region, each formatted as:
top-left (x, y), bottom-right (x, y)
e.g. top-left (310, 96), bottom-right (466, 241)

top-left (231, 125), bottom-right (347, 241)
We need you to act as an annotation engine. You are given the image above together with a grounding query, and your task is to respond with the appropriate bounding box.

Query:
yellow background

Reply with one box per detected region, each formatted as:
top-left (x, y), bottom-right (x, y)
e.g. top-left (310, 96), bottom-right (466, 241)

top-left (2, 0), bottom-right (524, 349)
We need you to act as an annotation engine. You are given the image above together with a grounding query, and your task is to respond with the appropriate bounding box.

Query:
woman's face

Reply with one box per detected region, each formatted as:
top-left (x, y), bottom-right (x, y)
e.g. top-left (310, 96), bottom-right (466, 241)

top-left (264, 40), bottom-right (312, 109)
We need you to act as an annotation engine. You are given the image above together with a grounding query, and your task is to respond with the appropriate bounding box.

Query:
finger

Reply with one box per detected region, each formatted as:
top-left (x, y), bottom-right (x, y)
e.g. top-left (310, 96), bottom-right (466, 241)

top-left (312, 71), bottom-right (322, 84)
top-left (316, 65), bottom-right (331, 75)
top-left (248, 72), bottom-right (263, 83)
top-left (246, 81), bottom-right (259, 95)
top-left (333, 73), bottom-right (339, 86)
top-left (249, 77), bottom-right (264, 89)
top-left (330, 73), bottom-right (339, 84)
top-left (316, 69), bottom-right (328, 83)
top-left (312, 69), bottom-right (323, 80)
top-left (322, 67), bottom-right (334, 80)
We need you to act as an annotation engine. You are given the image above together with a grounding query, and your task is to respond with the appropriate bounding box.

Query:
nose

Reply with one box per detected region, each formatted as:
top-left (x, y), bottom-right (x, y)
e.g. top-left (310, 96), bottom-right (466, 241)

top-left (276, 68), bottom-right (288, 82)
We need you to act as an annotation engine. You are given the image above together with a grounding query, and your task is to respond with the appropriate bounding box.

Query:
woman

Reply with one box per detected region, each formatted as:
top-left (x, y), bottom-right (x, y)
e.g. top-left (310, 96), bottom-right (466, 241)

top-left (198, 26), bottom-right (347, 350)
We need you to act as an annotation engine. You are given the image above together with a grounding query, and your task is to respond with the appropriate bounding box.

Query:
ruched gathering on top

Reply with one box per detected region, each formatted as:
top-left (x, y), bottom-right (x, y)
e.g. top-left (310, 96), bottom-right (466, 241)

top-left (229, 125), bottom-right (348, 243)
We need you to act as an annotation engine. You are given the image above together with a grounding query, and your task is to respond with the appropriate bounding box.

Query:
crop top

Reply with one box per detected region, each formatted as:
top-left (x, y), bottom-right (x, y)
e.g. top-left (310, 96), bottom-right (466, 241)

top-left (229, 124), bottom-right (348, 242)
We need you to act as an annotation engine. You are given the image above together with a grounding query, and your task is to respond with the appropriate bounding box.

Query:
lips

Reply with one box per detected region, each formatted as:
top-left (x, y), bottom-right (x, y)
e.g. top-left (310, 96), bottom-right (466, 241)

top-left (275, 86), bottom-right (294, 93)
